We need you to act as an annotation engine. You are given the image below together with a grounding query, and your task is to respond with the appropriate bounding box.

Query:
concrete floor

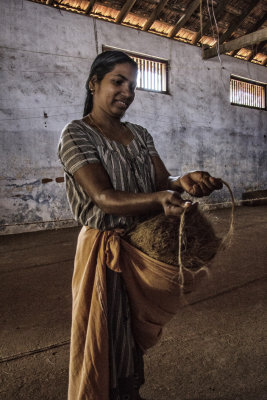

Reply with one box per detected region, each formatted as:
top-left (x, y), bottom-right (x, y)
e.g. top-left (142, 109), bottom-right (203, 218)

top-left (0, 206), bottom-right (266, 400)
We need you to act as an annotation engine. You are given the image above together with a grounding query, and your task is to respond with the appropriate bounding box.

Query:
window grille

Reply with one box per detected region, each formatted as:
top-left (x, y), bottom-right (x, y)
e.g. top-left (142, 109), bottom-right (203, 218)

top-left (230, 76), bottom-right (266, 110)
top-left (131, 56), bottom-right (168, 93)
top-left (102, 46), bottom-right (168, 93)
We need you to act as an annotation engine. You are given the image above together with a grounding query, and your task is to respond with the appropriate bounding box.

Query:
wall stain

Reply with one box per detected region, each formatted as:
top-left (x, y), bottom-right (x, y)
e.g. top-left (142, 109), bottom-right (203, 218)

top-left (93, 18), bottom-right (99, 55)
top-left (42, 178), bottom-right (53, 184)
top-left (7, 180), bottom-right (40, 188)
top-left (12, 194), bottom-right (34, 201)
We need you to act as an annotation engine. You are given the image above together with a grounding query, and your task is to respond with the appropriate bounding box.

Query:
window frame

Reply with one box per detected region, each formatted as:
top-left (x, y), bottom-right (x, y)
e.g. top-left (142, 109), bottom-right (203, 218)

top-left (230, 75), bottom-right (267, 111)
top-left (102, 45), bottom-right (169, 94)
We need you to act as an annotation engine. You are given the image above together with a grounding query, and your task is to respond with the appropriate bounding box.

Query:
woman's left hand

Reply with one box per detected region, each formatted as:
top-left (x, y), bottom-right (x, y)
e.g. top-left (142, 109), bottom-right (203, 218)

top-left (174, 171), bottom-right (223, 197)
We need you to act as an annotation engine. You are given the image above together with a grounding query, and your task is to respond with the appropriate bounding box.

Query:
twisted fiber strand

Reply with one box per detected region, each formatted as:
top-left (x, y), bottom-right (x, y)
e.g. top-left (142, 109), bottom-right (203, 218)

top-left (220, 180), bottom-right (235, 248)
top-left (178, 180), bottom-right (236, 288)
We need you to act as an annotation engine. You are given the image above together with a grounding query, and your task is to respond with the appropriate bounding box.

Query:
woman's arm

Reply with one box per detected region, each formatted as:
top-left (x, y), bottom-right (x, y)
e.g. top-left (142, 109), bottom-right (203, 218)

top-left (73, 163), bottom-right (191, 217)
top-left (151, 156), bottom-right (223, 197)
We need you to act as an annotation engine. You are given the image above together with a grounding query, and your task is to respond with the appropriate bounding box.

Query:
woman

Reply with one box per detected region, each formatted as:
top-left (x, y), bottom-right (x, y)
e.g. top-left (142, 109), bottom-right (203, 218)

top-left (58, 50), bottom-right (222, 400)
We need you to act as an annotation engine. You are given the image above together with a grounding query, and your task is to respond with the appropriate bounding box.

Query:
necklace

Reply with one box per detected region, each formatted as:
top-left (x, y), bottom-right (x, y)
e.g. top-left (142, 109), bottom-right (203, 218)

top-left (87, 113), bottom-right (113, 139)
top-left (87, 114), bottom-right (133, 145)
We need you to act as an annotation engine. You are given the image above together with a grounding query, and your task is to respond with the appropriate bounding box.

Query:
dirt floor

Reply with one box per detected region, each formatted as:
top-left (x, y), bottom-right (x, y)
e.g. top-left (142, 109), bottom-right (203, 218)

top-left (0, 206), bottom-right (266, 400)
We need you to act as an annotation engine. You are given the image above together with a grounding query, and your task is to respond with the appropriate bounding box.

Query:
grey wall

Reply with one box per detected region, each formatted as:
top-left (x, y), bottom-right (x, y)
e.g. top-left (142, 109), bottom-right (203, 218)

top-left (1, 0), bottom-right (266, 234)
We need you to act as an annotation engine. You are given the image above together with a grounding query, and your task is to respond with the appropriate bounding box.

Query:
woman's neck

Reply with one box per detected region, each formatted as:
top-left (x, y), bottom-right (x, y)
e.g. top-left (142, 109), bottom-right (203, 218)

top-left (89, 109), bottom-right (122, 132)
top-left (86, 109), bottom-right (133, 146)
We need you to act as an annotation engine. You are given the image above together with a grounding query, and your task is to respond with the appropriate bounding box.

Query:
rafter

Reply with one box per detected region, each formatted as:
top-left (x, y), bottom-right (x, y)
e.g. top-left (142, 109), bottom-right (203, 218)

top-left (218, 0), bottom-right (261, 45)
top-left (247, 40), bottom-right (267, 62)
top-left (192, 0), bottom-right (231, 45)
top-left (115, 0), bottom-right (137, 24)
top-left (84, 0), bottom-right (96, 15)
top-left (249, 11), bottom-right (267, 33)
top-left (142, 0), bottom-right (169, 32)
top-left (231, 12), bottom-right (267, 59)
top-left (168, 0), bottom-right (200, 39)
top-left (203, 27), bottom-right (267, 59)
top-left (230, 49), bottom-right (240, 58)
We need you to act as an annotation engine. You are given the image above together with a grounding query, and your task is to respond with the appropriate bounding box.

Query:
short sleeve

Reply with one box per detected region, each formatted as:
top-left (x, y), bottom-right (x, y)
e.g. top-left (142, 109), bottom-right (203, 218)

top-left (143, 129), bottom-right (159, 157)
top-left (58, 122), bottom-right (100, 175)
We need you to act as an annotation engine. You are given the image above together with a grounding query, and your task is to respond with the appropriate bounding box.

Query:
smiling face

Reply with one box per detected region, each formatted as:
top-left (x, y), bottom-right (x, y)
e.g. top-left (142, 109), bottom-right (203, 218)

top-left (90, 62), bottom-right (137, 119)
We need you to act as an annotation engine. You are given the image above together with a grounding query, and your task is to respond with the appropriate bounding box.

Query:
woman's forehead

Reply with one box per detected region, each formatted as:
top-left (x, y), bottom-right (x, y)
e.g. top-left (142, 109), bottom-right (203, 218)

top-left (109, 63), bottom-right (137, 79)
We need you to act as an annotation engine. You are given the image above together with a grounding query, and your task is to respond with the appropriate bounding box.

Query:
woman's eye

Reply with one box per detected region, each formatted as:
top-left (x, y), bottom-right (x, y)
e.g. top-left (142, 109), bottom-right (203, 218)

top-left (113, 80), bottom-right (123, 86)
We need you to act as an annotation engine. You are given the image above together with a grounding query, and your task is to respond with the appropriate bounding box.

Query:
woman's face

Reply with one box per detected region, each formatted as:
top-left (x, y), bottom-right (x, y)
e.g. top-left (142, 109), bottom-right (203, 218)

top-left (90, 62), bottom-right (137, 118)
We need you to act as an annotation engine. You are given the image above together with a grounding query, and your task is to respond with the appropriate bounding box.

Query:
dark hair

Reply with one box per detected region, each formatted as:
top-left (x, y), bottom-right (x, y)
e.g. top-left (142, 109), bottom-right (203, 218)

top-left (83, 50), bottom-right (138, 117)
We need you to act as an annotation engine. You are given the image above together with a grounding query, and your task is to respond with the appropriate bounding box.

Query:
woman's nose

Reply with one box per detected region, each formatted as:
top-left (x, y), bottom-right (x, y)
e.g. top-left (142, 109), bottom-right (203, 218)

top-left (121, 83), bottom-right (134, 98)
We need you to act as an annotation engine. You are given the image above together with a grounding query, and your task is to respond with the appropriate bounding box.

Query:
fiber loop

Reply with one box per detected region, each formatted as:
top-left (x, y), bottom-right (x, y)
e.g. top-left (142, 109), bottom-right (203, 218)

top-left (177, 180), bottom-right (235, 289)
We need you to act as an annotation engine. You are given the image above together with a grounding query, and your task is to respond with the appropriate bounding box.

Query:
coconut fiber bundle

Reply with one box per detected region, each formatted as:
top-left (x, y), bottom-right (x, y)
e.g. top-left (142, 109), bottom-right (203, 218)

top-left (125, 208), bottom-right (221, 272)
top-left (125, 180), bottom-right (235, 281)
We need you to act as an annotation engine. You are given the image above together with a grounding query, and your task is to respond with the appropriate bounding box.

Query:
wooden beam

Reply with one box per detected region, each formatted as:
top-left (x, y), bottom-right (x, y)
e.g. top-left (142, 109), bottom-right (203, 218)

top-left (247, 40), bottom-right (267, 62)
top-left (203, 28), bottom-right (267, 59)
top-left (192, 0), bottom-right (231, 45)
top-left (168, 0), bottom-right (200, 39)
top-left (142, 0), bottom-right (169, 32)
top-left (249, 11), bottom-right (267, 33)
top-left (84, 0), bottom-right (96, 15)
top-left (230, 49), bottom-right (239, 58)
top-left (230, 11), bottom-right (267, 59)
top-left (218, 0), bottom-right (261, 44)
top-left (115, 0), bottom-right (137, 24)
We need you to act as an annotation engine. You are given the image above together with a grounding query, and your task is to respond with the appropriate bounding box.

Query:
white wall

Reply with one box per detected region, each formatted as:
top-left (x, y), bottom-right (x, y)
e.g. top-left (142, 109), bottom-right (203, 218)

top-left (0, 0), bottom-right (266, 234)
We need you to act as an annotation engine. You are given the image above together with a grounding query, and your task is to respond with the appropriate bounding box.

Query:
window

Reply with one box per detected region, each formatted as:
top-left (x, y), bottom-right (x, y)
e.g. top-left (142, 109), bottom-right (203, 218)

top-left (103, 46), bottom-right (168, 93)
top-left (230, 75), bottom-right (266, 110)
top-left (131, 55), bottom-right (168, 93)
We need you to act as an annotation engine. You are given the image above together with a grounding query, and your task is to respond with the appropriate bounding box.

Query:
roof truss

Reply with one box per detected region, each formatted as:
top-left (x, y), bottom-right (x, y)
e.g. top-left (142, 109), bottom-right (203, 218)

top-left (203, 27), bottom-right (267, 59)
top-left (192, 0), bottom-right (231, 45)
top-left (231, 11), bottom-right (267, 58)
top-left (247, 40), bottom-right (267, 62)
top-left (27, 0), bottom-right (267, 66)
top-left (84, 0), bottom-right (97, 14)
top-left (218, 0), bottom-right (261, 45)
top-left (142, 0), bottom-right (169, 32)
top-left (168, 0), bottom-right (200, 38)
top-left (115, 0), bottom-right (137, 24)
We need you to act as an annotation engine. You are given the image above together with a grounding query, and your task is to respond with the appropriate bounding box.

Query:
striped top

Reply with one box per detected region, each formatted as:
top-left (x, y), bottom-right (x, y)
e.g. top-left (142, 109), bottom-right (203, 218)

top-left (57, 119), bottom-right (159, 230)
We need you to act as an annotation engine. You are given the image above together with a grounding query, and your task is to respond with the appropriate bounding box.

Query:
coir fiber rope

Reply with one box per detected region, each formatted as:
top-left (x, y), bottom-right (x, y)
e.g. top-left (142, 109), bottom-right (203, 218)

top-left (178, 180), bottom-right (235, 288)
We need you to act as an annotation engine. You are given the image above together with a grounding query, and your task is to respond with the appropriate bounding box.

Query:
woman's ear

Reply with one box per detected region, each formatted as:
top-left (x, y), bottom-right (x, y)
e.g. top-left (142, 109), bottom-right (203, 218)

top-left (89, 75), bottom-right (97, 93)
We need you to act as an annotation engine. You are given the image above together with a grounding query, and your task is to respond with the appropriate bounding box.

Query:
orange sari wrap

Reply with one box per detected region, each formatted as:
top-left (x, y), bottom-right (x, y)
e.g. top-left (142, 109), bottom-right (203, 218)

top-left (68, 226), bottom-right (195, 400)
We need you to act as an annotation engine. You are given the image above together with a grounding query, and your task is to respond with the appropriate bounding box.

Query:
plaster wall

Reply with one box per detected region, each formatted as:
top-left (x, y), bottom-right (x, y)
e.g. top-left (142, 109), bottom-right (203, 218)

top-left (0, 0), bottom-right (266, 234)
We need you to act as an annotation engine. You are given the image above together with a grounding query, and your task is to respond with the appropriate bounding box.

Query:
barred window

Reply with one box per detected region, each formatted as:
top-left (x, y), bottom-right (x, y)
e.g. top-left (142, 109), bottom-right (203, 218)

top-left (131, 55), bottom-right (168, 93)
top-left (103, 46), bottom-right (168, 93)
top-left (230, 75), bottom-right (266, 110)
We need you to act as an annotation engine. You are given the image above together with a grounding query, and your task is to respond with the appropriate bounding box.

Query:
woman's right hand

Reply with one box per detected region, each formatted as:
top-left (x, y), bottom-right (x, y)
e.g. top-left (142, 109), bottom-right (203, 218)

top-left (158, 190), bottom-right (194, 217)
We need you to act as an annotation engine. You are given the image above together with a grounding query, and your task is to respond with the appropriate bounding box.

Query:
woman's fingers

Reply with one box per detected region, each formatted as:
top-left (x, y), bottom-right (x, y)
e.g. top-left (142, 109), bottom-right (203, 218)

top-left (209, 176), bottom-right (223, 190)
top-left (181, 177), bottom-right (206, 197)
top-left (202, 175), bottom-right (216, 190)
top-left (180, 172), bottom-right (223, 197)
top-left (162, 191), bottom-right (196, 217)
top-left (197, 181), bottom-right (212, 196)
top-left (179, 175), bottom-right (199, 196)
top-left (165, 204), bottom-right (186, 216)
